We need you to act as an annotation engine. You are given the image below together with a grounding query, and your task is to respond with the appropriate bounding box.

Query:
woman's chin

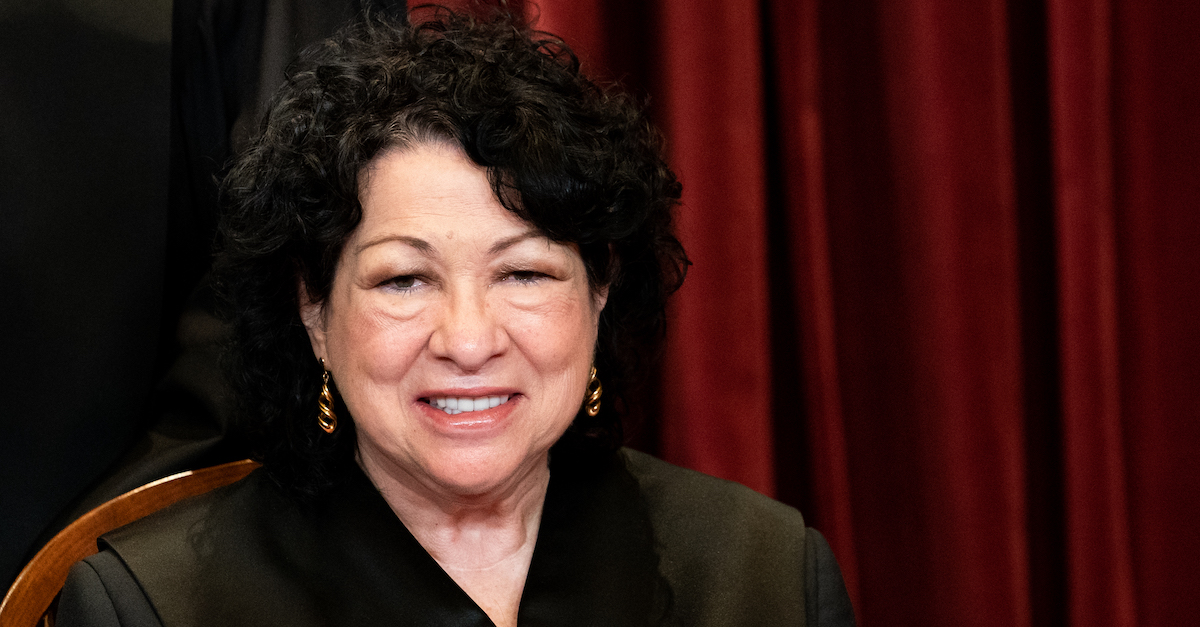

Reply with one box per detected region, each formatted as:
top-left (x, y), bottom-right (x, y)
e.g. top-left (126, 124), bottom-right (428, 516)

top-left (414, 446), bottom-right (550, 501)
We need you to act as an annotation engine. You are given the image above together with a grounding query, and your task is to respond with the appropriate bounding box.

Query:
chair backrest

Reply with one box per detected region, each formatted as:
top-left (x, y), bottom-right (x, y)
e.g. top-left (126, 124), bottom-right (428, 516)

top-left (0, 459), bottom-right (260, 627)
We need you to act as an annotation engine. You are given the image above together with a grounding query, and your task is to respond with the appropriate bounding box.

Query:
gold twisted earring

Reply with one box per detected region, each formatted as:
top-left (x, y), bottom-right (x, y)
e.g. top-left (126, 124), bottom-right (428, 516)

top-left (317, 358), bottom-right (337, 434)
top-left (584, 366), bottom-right (602, 417)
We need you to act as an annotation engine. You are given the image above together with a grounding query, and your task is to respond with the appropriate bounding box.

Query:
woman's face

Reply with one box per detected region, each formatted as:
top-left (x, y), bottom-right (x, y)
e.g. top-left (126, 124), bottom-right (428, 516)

top-left (302, 142), bottom-right (605, 500)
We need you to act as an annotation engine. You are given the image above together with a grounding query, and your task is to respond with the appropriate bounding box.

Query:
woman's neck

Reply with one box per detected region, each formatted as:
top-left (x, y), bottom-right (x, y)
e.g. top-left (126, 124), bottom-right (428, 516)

top-left (357, 451), bottom-right (550, 627)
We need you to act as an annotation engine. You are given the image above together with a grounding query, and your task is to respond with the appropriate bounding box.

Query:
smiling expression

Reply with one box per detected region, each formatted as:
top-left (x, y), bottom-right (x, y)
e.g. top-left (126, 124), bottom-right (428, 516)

top-left (302, 142), bottom-right (606, 501)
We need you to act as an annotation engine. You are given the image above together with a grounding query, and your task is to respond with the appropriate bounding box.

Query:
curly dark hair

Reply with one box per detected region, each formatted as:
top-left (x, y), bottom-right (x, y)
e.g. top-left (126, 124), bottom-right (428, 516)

top-left (214, 5), bottom-right (688, 495)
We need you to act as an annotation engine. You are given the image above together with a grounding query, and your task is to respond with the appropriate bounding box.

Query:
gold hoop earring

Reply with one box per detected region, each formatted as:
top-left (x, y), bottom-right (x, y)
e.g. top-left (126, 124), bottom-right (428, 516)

top-left (584, 367), bottom-right (602, 417)
top-left (317, 358), bottom-right (337, 434)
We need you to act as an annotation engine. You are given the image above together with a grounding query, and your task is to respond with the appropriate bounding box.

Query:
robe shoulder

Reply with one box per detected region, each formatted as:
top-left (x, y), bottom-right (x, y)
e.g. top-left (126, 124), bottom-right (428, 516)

top-left (619, 448), bottom-right (855, 626)
top-left (620, 449), bottom-right (807, 621)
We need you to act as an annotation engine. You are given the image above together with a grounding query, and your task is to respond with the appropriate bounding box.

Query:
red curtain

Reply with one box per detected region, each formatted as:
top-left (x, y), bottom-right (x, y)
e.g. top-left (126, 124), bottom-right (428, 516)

top-left (497, 0), bottom-right (1200, 624)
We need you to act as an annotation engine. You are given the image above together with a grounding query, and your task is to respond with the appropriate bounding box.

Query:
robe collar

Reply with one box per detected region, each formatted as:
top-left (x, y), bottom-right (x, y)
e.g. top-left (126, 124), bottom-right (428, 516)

top-left (316, 442), bottom-right (667, 626)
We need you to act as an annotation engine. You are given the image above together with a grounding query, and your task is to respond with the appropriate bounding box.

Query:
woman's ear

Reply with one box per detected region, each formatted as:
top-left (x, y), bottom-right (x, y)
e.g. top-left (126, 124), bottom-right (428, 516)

top-left (592, 244), bottom-right (613, 317)
top-left (592, 285), bottom-right (609, 318)
top-left (298, 281), bottom-right (328, 360)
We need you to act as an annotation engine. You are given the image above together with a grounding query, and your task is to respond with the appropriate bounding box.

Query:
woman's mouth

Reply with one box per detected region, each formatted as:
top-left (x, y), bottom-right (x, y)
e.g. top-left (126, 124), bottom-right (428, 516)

top-left (423, 395), bottom-right (511, 415)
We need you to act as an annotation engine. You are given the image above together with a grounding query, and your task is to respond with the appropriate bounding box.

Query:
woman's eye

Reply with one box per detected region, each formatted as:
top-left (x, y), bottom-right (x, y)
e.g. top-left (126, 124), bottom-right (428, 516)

top-left (386, 275), bottom-right (425, 291)
top-left (504, 270), bottom-right (547, 284)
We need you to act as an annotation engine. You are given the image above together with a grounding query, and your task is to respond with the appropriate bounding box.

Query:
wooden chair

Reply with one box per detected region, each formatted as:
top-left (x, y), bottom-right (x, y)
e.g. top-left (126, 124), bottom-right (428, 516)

top-left (0, 459), bottom-right (260, 627)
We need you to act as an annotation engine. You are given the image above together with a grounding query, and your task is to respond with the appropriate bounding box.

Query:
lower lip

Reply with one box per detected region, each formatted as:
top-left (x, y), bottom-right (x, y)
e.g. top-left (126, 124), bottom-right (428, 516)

top-left (416, 396), bottom-right (518, 437)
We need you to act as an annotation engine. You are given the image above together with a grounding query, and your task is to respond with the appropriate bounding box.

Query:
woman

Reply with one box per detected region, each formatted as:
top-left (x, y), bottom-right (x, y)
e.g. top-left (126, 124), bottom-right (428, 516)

top-left (58, 7), bottom-right (855, 626)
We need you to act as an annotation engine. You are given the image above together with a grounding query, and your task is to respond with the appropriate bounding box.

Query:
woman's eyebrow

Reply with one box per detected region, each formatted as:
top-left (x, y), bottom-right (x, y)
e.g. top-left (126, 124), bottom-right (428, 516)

top-left (488, 229), bottom-right (543, 255)
top-left (354, 234), bottom-right (433, 256)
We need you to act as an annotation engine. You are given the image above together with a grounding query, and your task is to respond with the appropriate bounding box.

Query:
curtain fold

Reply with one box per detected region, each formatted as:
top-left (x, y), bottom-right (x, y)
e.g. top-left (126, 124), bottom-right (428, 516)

top-left (1045, 1), bottom-right (1137, 625)
top-left (511, 0), bottom-right (1200, 623)
top-left (764, 0), bottom-right (861, 604)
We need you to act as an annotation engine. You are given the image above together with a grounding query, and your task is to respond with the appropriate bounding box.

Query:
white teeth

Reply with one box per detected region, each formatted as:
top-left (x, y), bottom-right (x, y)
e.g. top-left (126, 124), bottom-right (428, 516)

top-left (426, 395), bottom-right (509, 414)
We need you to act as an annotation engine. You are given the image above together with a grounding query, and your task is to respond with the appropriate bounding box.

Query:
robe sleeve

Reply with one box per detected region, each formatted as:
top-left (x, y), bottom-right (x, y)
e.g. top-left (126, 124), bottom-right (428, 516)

top-left (58, 551), bottom-right (164, 627)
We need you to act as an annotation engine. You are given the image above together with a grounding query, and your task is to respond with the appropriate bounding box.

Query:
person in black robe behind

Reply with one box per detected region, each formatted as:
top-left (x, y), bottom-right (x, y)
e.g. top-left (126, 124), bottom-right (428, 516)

top-left (56, 7), bottom-right (856, 625)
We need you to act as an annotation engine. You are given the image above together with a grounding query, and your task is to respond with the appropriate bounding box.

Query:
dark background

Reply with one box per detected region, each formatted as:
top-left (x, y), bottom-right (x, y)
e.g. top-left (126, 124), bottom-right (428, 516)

top-left (1, 0), bottom-right (173, 590)
top-left (5, 1), bottom-right (1200, 626)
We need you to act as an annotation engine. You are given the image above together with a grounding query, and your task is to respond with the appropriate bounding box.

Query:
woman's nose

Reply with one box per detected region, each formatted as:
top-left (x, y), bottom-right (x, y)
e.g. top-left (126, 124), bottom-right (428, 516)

top-left (428, 286), bottom-right (507, 372)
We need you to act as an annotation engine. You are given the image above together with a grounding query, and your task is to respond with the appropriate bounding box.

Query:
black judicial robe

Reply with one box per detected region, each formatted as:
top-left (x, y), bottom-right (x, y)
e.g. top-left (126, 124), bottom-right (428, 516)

top-left (57, 449), bottom-right (856, 626)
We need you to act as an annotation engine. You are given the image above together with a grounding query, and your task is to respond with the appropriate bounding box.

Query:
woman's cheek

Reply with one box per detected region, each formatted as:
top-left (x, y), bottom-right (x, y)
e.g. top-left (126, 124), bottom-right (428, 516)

top-left (509, 301), bottom-right (595, 365)
top-left (344, 300), bottom-right (430, 377)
